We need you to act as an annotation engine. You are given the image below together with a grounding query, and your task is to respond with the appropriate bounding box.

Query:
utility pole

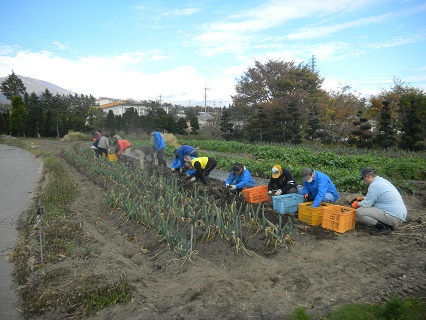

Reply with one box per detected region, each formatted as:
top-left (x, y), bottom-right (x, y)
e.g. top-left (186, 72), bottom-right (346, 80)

top-left (204, 86), bottom-right (211, 113)
top-left (310, 55), bottom-right (316, 72)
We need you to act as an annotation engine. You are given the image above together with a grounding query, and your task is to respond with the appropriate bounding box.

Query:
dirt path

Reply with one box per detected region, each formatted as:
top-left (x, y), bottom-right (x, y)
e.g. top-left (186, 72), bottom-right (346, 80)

top-left (18, 140), bottom-right (426, 319)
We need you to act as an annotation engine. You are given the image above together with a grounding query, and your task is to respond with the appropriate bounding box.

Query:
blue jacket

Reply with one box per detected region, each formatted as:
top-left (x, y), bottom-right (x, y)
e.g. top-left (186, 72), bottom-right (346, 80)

top-left (170, 158), bottom-right (181, 170)
top-left (225, 168), bottom-right (255, 189)
top-left (303, 171), bottom-right (339, 208)
top-left (152, 132), bottom-right (166, 151)
top-left (176, 145), bottom-right (197, 167)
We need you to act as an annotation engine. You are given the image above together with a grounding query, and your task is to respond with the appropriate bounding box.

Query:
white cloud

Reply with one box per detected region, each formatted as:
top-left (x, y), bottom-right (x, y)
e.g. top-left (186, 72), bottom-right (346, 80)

top-left (0, 49), bottom-right (234, 104)
top-left (162, 8), bottom-right (201, 17)
top-left (52, 42), bottom-right (67, 50)
top-left (369, 31), bottom-right (426, 49)
top-left (287, 14), bottom-right (391, 40)
top-left (192, 0), bottom-right (381, 56)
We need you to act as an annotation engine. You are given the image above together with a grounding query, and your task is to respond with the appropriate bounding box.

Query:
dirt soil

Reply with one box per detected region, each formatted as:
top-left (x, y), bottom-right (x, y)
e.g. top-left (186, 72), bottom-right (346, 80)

top-left (21, 140), bottom-right (426, 319)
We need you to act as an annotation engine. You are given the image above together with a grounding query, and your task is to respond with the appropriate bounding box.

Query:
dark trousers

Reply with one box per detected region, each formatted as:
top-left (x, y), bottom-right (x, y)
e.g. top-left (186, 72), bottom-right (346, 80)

top-left (198, 158), bottom-right (217, 184)
top-left (96, 148), bottom-right (108, 158)
top-left (157, 148), bottom-right (167, 167)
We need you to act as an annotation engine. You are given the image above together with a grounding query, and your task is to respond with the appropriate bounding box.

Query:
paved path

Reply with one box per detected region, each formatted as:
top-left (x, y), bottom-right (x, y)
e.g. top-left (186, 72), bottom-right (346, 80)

top-left (0, 144), bottom-right (40, 320)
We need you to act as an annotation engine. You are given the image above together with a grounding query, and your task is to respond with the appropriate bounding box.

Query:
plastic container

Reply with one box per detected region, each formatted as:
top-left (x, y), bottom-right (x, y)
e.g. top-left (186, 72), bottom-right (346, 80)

top-left (108, 153), bottom-right (118, 162)
top-left (298, 201), bottom-right (333, 226)
top-left (321, 205), bottom-right (356, 233)
top-left (272, 194), bottom-right (304, 214)
top-left (242, 185), bottom-right (269, 204)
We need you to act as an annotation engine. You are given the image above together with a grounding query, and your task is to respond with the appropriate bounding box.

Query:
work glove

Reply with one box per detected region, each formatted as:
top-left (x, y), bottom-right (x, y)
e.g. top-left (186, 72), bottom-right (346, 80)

top-left (229, 185), bottom-right (236, 190)
top-left (170, 167), bottom-right (175, 172)
top-left (351, 201), bottom-right (360, 209)
top-left (225, 183), bottom-right (230, 188)
top-left (274, 189), bottom-right (282, 196)
top-left (304, 193), bottom-right (309, 200)
top-left (268, 190), bottom-right (272, 195)
top-left (356, 196), bottom-right (364, 201)
top-left (186, 174), bottom-right (191, 178)
top-left (189, 177), bottom-right (196, 182)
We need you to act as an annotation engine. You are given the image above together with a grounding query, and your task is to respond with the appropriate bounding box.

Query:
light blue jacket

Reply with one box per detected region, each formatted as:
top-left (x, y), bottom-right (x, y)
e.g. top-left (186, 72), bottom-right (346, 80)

top-left (303, 171), bottom-right (339, 208)
top-left (225, 167), bottom-right (255, 189)
top-left (359, 176), bottom-right (407, 221)
top-left (152, 132), bottom-right (166, 151)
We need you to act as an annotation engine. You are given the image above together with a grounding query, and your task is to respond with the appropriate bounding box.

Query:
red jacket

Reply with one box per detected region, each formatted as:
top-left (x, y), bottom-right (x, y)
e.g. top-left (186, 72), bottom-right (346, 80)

top-left (116, 140), bottom-right (131, 155)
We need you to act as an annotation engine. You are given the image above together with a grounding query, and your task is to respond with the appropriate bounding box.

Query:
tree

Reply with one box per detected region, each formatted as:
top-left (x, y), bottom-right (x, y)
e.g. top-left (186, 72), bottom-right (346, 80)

top-left (304, 105), bottom-right (323, 141)
top-left (398, 98), bottom-right (425, 151)
top-left (349, 110), bottom-right (373, 148)
top-left (105, 110), bottom-right (116, 132)
top-left (372, 101), bottom-right (396, 149)
top-left (189, 116), bottom-right (200, 135)
top-left (9, 95), bottom-right (27, 136)
top-left (286, 102), bottom-right (302, 144)
top-left (232, 59), bottom-right (324, 141)
top-left (0, 110), bottom-right (10, 134)
top-left (0, 70), bottom-right (27, 100)
top-left (25, 92), bottom-right (43, 137)
top-left (246, 105), bottom-right (269, 141)
top-left (175, 117), bottom-right (188, 135)
top-left (219, 108), bottom-right (234, 140)
top-left (322, 85), bottom-right (366, 143)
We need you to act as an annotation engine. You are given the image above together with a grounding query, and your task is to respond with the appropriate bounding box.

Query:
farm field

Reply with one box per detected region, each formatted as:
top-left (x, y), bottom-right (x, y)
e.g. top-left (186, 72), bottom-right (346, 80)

top-left (10, 139), bottom-right (426, 319)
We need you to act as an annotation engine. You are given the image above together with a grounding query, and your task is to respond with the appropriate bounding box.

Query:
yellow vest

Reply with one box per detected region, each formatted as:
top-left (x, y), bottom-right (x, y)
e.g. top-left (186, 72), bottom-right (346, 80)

top-left (191, 157), bottom-right (208, 169)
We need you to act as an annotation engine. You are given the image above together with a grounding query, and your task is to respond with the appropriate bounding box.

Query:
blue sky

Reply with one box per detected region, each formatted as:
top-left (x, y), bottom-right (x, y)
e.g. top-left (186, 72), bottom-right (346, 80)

top-left (1, 0), bottom-right (425, 106)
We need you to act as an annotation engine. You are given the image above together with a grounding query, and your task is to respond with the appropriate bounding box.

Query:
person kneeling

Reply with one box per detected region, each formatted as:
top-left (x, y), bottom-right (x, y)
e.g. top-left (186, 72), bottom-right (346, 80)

top-left (225, 162), bottom-right (254, 194)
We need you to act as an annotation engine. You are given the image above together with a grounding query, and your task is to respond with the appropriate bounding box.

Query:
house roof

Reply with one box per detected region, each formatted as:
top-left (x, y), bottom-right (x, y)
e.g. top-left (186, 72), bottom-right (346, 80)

top-left (100, 101), bottom-right (120, 109)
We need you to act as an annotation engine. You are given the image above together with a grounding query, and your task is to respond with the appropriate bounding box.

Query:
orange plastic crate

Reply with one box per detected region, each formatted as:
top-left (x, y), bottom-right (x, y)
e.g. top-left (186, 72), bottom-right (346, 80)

top-left (242, 185), bottom-right (269, 204)
top-left (322, 205), bottom-right (356, 233)
top-left (298, 201), bottom-right (333, 226)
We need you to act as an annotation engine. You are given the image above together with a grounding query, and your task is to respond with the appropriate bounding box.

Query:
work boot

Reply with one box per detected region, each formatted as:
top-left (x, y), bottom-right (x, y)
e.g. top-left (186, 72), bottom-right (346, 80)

top-left (369, 222), bottom-right (392, 235)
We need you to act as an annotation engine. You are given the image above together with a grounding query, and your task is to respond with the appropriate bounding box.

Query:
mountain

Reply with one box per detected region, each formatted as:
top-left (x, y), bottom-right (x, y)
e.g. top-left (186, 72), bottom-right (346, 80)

top-left (0, 75), bottom-right (75, 105)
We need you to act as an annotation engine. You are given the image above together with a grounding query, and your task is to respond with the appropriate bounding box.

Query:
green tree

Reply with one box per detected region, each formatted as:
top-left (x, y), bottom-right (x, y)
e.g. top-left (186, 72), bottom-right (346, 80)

top-left (9, 95), bottom-right (27, 136)
top-left (0, 70), bottom-right (27, 100)
top-left (322, 85), bottom-right (365, 143)
top-left (0, 110), bottom-right (10, 134)
top-left (304, 105), bottom-right (323, 141)
top-left (219, 108), bottom-right (234, 140)
top-left (86, 106), bottom-right (106, 132)
top-left (233, 59), bottom-right (325, 141)
top-left (106, 110), bottom-right (116, 132)
top-left (349, 110), bottom-right (373, 148)
top-left (247, 105), bottom-right (269, 141)
top-left (399, 98), bottom-right (425, 151)
top-left (372, 101), bottom-right (396, 149)
top-left (176, 117), bottom-right (188, 135)
top-left (189, 115), bottom-right (200, 135)
top-left (25, 92), bottom-right (43, 137)
top-left (286, 102), bottom-right (302, 144)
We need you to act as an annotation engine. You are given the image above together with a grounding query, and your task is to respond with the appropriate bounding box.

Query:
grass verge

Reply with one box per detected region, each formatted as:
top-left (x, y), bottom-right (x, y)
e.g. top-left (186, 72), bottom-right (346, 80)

top-left (7, 138), bottom-right (132, 318)
top-left (292, 295), bottom-right (426, 320)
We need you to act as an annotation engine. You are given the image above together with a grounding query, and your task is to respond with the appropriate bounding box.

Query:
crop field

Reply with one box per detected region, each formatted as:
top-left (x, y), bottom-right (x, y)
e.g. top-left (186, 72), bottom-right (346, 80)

top-left (7, 138), bottom-right (426, 319)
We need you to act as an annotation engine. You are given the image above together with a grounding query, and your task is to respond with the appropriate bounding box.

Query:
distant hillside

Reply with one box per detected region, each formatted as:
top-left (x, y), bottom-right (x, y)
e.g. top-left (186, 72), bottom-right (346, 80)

top-left (0, 75), bottom-right (75, 105)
